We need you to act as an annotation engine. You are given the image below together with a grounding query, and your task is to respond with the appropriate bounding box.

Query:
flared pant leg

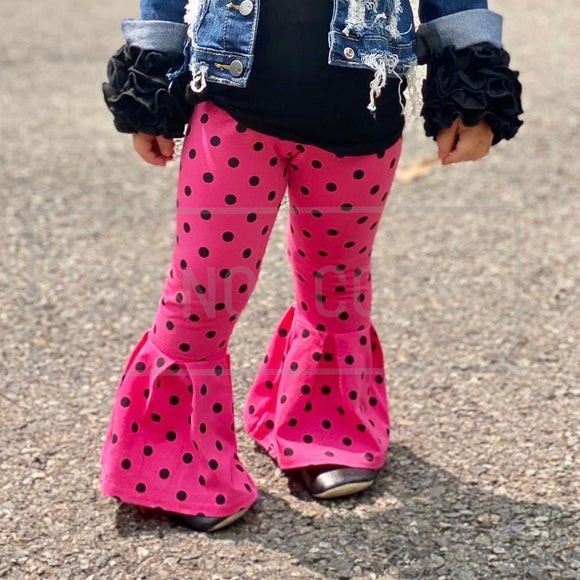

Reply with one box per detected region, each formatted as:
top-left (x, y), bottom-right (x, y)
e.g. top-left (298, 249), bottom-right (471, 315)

top-left (101, 102), bottom-right (289, 516)
top-left (244, 138), bottom-right (402, 471)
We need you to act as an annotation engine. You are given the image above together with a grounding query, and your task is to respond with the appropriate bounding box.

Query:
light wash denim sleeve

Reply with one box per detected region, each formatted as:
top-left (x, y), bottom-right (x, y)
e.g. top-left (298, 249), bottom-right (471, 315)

top-left (122, 19), bottom-right (188, 54)
top-left (415, 9), bottom-right (503, 62)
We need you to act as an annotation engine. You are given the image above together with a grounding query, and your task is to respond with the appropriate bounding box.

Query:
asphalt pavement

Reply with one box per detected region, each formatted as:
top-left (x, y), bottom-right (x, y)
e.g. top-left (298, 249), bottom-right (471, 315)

top-left (1, 0), bottom-right (579, 578)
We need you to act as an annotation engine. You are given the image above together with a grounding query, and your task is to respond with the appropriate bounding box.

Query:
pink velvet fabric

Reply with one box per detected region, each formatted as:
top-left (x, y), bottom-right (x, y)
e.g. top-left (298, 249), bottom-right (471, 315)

top-left (101, 102), bottom-right (402, 517)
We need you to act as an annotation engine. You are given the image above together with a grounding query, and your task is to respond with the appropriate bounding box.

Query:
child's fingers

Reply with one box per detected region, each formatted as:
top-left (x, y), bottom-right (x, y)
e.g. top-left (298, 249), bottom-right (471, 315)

top-left (441, 122), bottom-right (493, 165)
top-left (133, 133), bottom-right (169, 166)
top-left (436, 118), bottom-right (460, 160)
top-left (156, 136), bottom-right (175, 159)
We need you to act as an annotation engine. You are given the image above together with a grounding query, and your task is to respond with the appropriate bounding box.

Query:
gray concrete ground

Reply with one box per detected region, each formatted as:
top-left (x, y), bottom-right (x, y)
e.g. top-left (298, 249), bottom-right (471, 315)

top-left (1, 0), bottom-right (578, 578)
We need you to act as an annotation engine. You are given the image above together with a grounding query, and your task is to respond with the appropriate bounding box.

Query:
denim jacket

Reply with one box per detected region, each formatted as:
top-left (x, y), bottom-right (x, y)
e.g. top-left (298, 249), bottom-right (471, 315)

top-left (122, 0), bottom-right (503, 110)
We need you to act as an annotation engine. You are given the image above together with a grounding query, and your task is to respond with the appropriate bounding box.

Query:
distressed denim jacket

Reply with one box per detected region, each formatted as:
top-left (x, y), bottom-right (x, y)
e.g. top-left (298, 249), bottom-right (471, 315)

top-left (123, 0), bottom-right (503, 111)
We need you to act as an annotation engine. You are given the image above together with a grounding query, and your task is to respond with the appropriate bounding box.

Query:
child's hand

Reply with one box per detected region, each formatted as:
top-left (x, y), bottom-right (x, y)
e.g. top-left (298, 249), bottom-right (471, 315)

top-left (132, 133), bottom-right (175, 166)
top-left (436, 118), bottom-right (493, 166)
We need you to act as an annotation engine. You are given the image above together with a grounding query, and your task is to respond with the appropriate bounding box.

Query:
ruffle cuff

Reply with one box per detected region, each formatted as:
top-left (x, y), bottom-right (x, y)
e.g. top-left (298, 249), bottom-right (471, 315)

top-left (421, 42), bottom-right (523, 145)
top-left (102, 44), bottom-right (194, 139)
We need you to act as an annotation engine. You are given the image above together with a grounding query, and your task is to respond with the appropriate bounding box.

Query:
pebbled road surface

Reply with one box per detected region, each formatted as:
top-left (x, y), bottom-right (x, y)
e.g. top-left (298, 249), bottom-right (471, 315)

top-left (1, 0), bottom-right (578, 578)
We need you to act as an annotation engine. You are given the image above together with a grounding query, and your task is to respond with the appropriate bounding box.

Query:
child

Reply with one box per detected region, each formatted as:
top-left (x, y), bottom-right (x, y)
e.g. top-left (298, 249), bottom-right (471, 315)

top-left (101, 0), bottom-right (522, 532)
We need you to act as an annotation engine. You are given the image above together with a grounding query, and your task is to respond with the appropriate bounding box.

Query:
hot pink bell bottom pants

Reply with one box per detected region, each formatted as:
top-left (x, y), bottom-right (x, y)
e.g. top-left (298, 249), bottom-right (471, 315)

top-left (101, 101), bottom-right (402, 517)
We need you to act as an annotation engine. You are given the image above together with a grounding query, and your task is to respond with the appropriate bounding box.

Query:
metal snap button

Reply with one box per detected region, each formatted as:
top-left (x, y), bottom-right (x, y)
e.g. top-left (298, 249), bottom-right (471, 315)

top-left (239, 0), bottom-right (254, 16)
top-left (344, 47), bottom-right (355, 59)
top-left (229, 59), bottom-right (244, 77)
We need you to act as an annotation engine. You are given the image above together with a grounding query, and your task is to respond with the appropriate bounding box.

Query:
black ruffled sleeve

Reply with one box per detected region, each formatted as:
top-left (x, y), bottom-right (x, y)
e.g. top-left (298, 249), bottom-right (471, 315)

top-left (102, 44), bottom-right (194, 139)
top-left (420, 42), bottom-right (523, 145)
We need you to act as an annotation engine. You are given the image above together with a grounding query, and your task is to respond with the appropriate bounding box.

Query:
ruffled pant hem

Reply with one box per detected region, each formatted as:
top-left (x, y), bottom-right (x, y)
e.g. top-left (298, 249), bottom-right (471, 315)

top-left (100, 331), bottom-right (257, 518)
top-left (243, 305), bottom-right (390, 471)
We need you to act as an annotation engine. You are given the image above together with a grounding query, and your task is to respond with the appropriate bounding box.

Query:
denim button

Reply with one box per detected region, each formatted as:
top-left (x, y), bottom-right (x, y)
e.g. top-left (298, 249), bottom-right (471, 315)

top-left (239, 0), bottom-right (254, 16)
top-left (344, 47), bottom-right (355, 59)
top-left (229, 60), bottom-right (244, 77)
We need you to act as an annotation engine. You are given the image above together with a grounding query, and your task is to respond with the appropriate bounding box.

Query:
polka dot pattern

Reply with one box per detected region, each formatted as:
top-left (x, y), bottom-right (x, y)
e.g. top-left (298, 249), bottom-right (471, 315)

top-left (101, 334), bottom-right (257, 517)
top-left (101, 101), bottom-right (401, 516)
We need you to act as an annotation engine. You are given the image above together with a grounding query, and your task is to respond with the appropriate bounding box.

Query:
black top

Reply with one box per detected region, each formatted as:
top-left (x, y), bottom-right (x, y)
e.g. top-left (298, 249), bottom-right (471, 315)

top-left (203, 0), bottom-right (406, 156)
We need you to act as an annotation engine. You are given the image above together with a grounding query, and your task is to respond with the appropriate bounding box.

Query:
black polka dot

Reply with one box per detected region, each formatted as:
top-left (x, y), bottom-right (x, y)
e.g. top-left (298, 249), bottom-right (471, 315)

top-left (159, 468), bottom-right (170, 479)
top-left (121, 459), bottom-right (131, 470)
top-left (365, 453), bottom-right (374, 462)
top-left (249, 176), bottom-right (260, 186)
top-left (353, 169), bottom-right (365, 179)
top-left (247, 212), bottom-right (257, 222)
top-left (253, 141), bottom-right (264, 151)
top-left (312, 160), bottom-right (322, 168)
top-left (131, 422), bottom-right (139, 433)
top-left (200, 423), bottom-right (207, 434)
top-left (345, 355), bottom-right (355, 365)
top-left (220, 268), bottom-right (231, 279)
top-left (321, 386), bottom-right (331, 395)
top-left (223, 231), bottom-right (234, 242)
top-left (338, 312), bottom-right (349, 320)
top-left (348, 390), bottom-right (358, 400)
top-left (200, 113), bottom-right (209, 123)
top-left (143, 446), bottom-right (153, 456)
top-left (189, 314), bottom-right (200, 322)
top-left (312, 209), bottom-right (323, 218)
top-left (188, 148), bottom-right (196, 159)
top-left (166, 321), bottom-right (174, 331)
top-left (337, 406), bottom-right (346, 415)
top-left (243, 248), bottom-right (252, 258)
top-left (135, 362), bottom-right (146, 372)
top-left (136, 483), bottom-right (146, 493)
top-left (325, 451), bottom-right (335, 458)
top-left (239, 283), bottom-right (248, 293)
top-left (216, 494), bottom-right (226, 505)
top-left (225, 194), bottom-right (237, 205)
top-left (200, 384), bottom-right (208, 395)
top-left (176, 490), bottom-right (187, 501)
top-left (269, 157), bottom-right (278, 166)
top-left (288, 418), bottom-right (298, 427)
top-left (290, 362), bottom-right (298, 371)
top-left (369, 397), bottom-right (378, 406)
top-left (209, 459), bottom-right (219, 470)
top-left (203, 172), bottom-right (214, 183)
top-left (120, 397), bottom-right (130, 408)
top-left (304, 402), bottom-right (313, 412)
top-left (326, 182), bottom-right (337, 192)
top-left (206, 330), bottom-right (216, 339)
top-left (248, 405), bottom-right (255, 415)
top-left (267, 190), bottom-right (276, 201)
top-left (166, 431), bottom-right (177, 441)
top-left (303, 434), bottom-right (313, 443)
top-left (266, 420), bottom-right (275, 429)
top-left (184, 185), bottom-right (192, 196)
top-left (322, 420), bottom-right (332, 429)
top-left (199, 475), bottom-right (206, 485)
top-left (236, 123), bottom-right (247, 133)
top-left (343, 437), bottom-right (352, 446)
top-left (357, 424), bottom-right (366, 432)
top-left (213, 403), bottom-right (223, 414)
top-left (182, 453), bottom-right (193, 464)
top-left (210, 136), bottom-right (221, 146)
top-left (375, 375), bottom-right (384, 383)
top-left (228, 157), bottom-right (240, 168)
top-left (199, 247), bottom-right (210, 257)
top-left (201, 209), bottom-right (212, 220)
top-left (179, 343), bottom-right (191, 352)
